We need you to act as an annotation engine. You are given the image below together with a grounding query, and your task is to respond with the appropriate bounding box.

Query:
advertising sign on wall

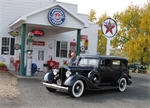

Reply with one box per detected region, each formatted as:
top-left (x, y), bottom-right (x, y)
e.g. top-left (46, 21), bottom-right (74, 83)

top-left (32, 29), bottom-right (44, 36)
top-left (80, 35), bottom-right (88, 53)
top-left (8, 31), bottom-right (20, 37)
top-left (32, 41), bottom-right (45, 46)
top-left (48, 7), bottom-right (65, 26)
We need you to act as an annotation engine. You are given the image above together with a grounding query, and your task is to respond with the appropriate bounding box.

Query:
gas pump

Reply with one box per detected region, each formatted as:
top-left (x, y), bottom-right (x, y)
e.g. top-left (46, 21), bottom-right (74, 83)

top-left (26, 32), bottom-right (34, 76)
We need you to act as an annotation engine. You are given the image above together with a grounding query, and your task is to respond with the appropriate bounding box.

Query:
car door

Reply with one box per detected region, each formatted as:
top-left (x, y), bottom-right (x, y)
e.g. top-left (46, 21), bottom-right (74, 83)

top-left (121, 60), bottom-right (128, 75)
top-left (111, 59), bottom-right (122, 81)
top-left (99, 59), bottom-right (113, 83)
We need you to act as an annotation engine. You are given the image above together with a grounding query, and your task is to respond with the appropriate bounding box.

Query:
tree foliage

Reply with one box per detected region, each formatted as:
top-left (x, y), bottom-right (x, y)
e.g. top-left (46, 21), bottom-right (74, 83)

top-left (88, 9), bottom-right (97, 23)
top-left (112, 2), bottom-right (150, 64)
top-left (97, 13), bottom-right (108, 55)
top-left (88, 10), bottom-right (108, 55)
top-left (88, 2), bottom-right (150, 64)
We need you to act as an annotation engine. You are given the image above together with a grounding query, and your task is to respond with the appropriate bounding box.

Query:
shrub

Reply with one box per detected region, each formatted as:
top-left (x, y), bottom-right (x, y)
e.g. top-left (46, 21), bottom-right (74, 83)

top-left (0, 62), bottom-right (6, 67)
top-left (146, 65), bottom-right (150, 74)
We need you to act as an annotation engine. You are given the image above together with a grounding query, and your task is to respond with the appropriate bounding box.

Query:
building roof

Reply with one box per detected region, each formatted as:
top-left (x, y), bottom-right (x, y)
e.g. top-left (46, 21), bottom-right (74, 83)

top-left (9, 2), bottom-right (88, 30)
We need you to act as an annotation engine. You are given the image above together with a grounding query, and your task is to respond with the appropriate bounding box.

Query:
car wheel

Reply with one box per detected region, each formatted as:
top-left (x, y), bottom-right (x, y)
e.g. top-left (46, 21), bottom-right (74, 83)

top-left (118, 78), bottom-right (127, 92)
top-left (46, 87), bottom-right (56, 92)
top-left (69, 80), bottom-right (84, 98)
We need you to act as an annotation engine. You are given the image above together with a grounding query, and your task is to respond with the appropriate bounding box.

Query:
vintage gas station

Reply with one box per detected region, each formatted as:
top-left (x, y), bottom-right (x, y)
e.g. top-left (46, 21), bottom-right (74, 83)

top-left (7, 2), bottom-right (98, 76)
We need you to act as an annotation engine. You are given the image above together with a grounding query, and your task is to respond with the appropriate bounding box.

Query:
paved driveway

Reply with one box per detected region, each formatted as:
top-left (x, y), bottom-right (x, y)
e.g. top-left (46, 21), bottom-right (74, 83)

top-left (0, 73), bottom-right (150, 108)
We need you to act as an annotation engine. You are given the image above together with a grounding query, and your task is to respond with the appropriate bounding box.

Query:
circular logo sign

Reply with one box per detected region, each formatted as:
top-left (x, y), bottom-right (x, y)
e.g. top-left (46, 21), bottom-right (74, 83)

top-left (48, 8), bottom-right (65, 26)
top-left (101, 18), bottom-right (117, 38)
top-left (80, 46), bottom-right (85, 52)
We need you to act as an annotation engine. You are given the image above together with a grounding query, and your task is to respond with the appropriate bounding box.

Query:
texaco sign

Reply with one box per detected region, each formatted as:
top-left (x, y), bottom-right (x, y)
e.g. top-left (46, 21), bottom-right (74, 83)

top-left (101, 18), bottom-right (117, 38)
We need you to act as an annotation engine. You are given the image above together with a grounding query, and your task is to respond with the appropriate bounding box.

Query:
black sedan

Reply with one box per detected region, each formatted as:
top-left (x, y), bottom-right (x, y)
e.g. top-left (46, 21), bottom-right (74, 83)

top-left (43, 55), bottom-right (132, 98)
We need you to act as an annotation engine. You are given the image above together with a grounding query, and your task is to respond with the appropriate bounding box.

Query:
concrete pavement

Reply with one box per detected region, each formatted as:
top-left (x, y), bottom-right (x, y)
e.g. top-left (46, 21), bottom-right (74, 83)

top-left (0, 73), bottom-right (150, 108)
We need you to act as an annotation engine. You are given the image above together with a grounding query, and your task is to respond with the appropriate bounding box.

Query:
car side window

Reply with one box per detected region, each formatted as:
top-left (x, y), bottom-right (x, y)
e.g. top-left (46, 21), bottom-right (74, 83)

top-left (111, 60), bottom-right (121, 68)
top-left (112, 60), bottom-right (120, 66)
top-left (100, 59), bottom-right (112, 67)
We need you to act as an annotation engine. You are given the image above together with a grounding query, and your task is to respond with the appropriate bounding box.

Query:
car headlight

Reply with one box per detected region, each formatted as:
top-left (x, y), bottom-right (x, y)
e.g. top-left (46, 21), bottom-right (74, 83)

top-left (53, 69), bottom-right (59, 75)
top-left (66, 70), bottom-right (71, 78)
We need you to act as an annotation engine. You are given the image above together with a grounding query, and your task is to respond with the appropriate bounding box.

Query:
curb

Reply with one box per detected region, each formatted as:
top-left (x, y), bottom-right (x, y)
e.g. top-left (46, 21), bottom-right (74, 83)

top-left (7, 70), bottom-right (43, 80)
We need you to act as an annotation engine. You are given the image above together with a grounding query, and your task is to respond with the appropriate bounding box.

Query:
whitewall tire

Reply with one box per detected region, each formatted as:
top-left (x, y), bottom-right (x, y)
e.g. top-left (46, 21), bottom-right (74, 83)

top-left (69, 80), bottom-right (84, 98)
top-left (118, 78), bottom-right (127, 92)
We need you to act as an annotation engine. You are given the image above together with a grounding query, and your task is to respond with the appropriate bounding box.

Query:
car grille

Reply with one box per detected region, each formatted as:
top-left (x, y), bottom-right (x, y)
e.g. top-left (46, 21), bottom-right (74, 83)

top-left (58, 68), bottom-right (67, 85)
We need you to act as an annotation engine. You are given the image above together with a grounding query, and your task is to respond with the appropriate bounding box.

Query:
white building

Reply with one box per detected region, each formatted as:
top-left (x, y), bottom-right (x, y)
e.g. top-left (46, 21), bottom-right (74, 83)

top-left (0, 0), bottom-right (98, 75)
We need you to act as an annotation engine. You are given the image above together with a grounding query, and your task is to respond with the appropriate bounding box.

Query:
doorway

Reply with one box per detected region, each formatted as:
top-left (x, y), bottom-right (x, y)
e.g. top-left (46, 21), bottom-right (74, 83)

top-left (32, 48), bottom-right (47, 71)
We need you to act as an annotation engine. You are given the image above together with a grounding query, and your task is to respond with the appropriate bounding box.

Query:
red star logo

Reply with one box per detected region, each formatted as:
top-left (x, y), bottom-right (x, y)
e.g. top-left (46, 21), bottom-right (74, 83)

top-left (54, 12), bottom-right (61, 21)
top-left (55, 12), bottom-right (61, 16)
top-left (104, 20), bottom-right (115, 35)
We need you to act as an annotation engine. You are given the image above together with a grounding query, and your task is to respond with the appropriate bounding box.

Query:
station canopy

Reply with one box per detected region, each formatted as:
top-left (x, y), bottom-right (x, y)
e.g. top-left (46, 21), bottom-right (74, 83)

top-left (9, 3), bottom-right (88, 33)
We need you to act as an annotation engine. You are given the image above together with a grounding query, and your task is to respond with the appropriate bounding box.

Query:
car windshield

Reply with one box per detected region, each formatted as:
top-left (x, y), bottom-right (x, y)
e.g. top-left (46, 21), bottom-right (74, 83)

top-left (78, 58), bottom-right (99, 66)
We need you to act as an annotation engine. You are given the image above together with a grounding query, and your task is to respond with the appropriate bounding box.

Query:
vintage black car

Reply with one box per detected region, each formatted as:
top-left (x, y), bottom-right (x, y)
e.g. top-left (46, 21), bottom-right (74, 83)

top-left (43, 55), bottom-right (132, 98)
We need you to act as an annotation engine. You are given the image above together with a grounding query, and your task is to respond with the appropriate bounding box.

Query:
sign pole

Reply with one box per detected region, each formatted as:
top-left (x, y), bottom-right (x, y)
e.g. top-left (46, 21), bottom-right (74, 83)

top-left (106, 38), bottom-right (111, 56)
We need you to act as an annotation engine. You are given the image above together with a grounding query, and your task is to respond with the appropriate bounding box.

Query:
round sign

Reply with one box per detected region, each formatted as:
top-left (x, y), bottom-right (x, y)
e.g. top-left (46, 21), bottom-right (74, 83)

top-left (80, 46), bottom-right (85, 52)
top-left (101, 18), bottom-right (117, 38)
top-left (48, 8), bottom-right (65, 26)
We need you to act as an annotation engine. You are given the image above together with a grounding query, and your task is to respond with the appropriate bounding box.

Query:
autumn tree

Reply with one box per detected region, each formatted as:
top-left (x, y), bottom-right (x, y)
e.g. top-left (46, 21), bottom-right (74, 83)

top-left (112, 2), bottom-right (150, 64)
top-left (88, 9), bottom-right (97, 23)
top-left (88, 10), bottom-right (109, 55)
top-left (97, 13), bottom-right (108, 55)
top-left (88, 9), bottom-right (107, 55)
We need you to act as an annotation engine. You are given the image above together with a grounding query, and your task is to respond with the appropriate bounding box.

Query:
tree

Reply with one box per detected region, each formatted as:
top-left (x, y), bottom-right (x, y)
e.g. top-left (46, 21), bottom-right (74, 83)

top-left (88, 9), bottom-right (97, 23)
top-left (97, 13), bottom-right (108, 55)
top-left (88, 9), bottom-right (108, 55)
top-left (112, 2), bottom-right (150, 64)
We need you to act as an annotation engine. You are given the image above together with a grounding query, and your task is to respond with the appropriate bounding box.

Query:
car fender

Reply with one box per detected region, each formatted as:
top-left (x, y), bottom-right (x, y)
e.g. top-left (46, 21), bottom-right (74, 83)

top-left (43, 71), bottom-right (54, 83)
top-left (64, 74), bottom-right (90, 88)
top-left (118, 73), bottom-right (131, 85)
top-left (88, 70), bottom-right (100, 81)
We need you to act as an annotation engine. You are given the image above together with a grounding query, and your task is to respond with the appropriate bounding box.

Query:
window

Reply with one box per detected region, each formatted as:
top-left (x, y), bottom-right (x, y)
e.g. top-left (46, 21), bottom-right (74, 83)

top-left (10, 38), bottom-right (15, 55)
top-left (38, 50), bottom-right (44, 61)
top-left (1, 38), bottom-right (9, 55)
top-left (112, 60), bottom-right (120, 66)
top-left (56, 41), bottom-right (68, 58)
top-left (79, 58), bottom-right (99, 66)
top-left (100, 59), bottom-right (112, 66)
top-left (1, 37), bottom-right (15, 55)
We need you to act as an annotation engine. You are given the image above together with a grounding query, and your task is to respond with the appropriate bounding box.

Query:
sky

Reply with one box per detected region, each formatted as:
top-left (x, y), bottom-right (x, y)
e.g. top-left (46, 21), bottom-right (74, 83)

top-left (57, 0), bottom-right (148, 18)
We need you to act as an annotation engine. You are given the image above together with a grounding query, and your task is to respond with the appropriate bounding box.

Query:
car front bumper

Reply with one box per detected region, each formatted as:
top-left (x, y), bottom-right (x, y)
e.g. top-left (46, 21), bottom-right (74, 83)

top-left (43, 82), bottom-right (68, 92)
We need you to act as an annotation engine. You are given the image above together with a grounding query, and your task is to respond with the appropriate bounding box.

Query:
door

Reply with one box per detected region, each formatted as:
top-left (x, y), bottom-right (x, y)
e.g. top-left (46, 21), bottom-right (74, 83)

top-left (99, 59), bottom-right (113, 83)
top-left (47, 40), bottom-right (55, 60)
top-left (32, 48), bottom-right (47, 71)
top-left (111, 59), bottom-right (122, 80)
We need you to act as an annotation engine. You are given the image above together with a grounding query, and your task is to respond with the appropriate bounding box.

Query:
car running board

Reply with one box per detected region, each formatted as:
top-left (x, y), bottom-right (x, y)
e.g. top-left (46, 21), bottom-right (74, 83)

top-left (89, 85), bottom-right (118, 91)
